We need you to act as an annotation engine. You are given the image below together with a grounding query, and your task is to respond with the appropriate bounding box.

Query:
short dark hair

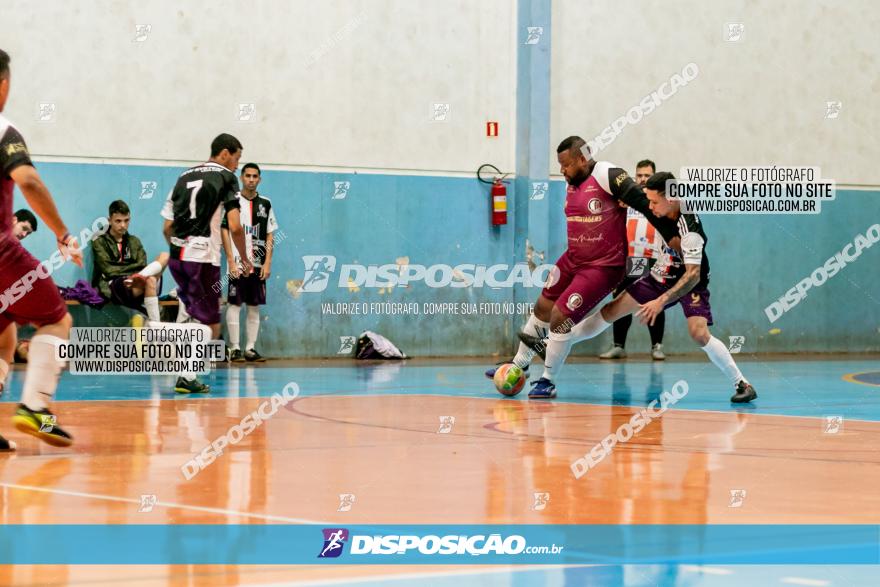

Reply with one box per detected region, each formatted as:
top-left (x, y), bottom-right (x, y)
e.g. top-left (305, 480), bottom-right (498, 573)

top-left (13, 208), bottom-right (37, 232)
top-left (645, 171), bottom-right (676, 193)
top-left (241, 163), bottom-right (261, 176)
top-left (0, 49), bottom-right (10, 80)
top-left (211, 133), bottom-right (243, 157)
top-left (557, 135), bottom-right (587, 156)
top-left (636, 159), bottom-right (656, 172)
top-left (108, 199), bottom-right (131, 217)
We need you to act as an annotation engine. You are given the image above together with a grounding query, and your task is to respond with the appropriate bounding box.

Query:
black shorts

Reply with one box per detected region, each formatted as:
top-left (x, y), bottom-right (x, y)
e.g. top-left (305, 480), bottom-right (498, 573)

top-left (228, 272), bottom-right (267, 306)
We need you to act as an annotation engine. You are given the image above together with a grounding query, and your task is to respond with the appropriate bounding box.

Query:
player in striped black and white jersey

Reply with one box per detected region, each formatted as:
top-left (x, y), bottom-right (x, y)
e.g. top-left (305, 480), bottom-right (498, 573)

top-left (599, 159), bottom-right (667, 360)
top-left (570, 172), bottom-right (757, 403)
top-left (221, 163), bottom-right (278, 363)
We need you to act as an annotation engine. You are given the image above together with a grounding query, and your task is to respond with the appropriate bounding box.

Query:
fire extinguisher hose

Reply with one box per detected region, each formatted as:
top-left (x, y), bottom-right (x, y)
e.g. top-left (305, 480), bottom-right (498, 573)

top-left (477, 163), bottom-right (508, 184)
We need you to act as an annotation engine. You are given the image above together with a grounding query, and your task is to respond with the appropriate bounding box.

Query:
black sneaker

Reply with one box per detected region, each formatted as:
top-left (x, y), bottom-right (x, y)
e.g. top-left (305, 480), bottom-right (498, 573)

top-left (175, 377), bottom-right (211, 394)
top-left (244, 349), bottom-right (266, 362)
top-left (731, 381), bottom-right (757, 403)
top-left (230, 349), bottom-right (245, 363)
top-left (516, 331), bottom-right (547, 361)
top-left (0, 434), bottom-right (16, 452)
top-left (12, 404), bottom-right (73, 447)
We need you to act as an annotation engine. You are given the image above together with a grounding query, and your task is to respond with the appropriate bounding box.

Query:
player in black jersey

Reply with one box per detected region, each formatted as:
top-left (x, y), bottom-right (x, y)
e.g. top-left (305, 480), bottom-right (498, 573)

top-left (161, 133), bottom-right (251, 393)
top-left (221, 163), bottom-right (278, 362)
top-left (567, 172), bottom-right (757, 403)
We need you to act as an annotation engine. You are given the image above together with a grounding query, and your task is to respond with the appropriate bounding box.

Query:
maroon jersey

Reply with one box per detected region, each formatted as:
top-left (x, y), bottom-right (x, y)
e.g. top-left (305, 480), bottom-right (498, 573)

top-left (564, 161), bottom-right (679, 267)
top-left (0, 115), bottom-right (34, 245)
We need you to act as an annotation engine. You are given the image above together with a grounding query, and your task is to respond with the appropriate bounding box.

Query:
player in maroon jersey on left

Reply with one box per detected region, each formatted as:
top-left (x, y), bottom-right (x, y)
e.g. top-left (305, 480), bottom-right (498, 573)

top-left (0, 49), bottom-right (83, 450)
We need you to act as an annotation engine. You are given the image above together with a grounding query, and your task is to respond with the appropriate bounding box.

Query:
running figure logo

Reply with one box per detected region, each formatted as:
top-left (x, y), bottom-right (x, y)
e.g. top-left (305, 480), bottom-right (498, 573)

top-left (140, 181), bottom-right (158, 200)
top-left (299, 256), bottom-right (337, 293)
top-left (337, 336), bottom-right (356, 354)
top-left (823, 416), bottom-right (843, 434)
top-left (532, 492), bottom-right (550, 511)
top-left (824, 101), bottom-right (842, 119)
top-left (728, 336), bottom-right (745, 354)
top-left (332, 181), bottom-right (351, 199)
top-left (525, 27), bottom-right (543, 45)
top-left (530, 182), bottom-right (548, 201)
top-left (337, 494), bottom-right (356, 512)
top-left (728, 489), bottom-right (747, 508)
top-left (37, 103), bottom-right (56, 122)
top-left (627, 257), bottom-right (648, 277)
top-left (318, 528), bottom-right (349, 558)
top-left (138, 494), bottom-right (158, 513)
top-left (437, 416), bottom-right (455, 434)
top-left (39, 415), bottom-right (57, 434)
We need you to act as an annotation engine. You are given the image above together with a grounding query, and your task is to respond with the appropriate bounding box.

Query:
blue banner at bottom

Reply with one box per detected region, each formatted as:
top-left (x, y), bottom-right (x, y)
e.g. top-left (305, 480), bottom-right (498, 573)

top-left (0, 525), bottom-right (877, 565)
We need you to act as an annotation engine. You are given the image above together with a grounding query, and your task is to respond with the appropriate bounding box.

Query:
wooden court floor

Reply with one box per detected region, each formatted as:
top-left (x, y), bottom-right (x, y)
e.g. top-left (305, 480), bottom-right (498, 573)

top-left (0, 358), bottom-right (878, 585)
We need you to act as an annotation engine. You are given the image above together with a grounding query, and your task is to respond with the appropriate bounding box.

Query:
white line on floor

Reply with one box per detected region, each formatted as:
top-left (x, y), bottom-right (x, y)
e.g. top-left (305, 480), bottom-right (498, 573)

top-left (0, 482), bottom-right (328, 524)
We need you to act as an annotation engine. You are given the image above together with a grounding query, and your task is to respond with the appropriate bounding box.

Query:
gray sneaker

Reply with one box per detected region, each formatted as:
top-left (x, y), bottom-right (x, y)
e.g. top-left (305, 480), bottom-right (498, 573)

top-left (651, 343), bottom-right (666, 361)
top-left (599, 345), bottom-right (627, 359)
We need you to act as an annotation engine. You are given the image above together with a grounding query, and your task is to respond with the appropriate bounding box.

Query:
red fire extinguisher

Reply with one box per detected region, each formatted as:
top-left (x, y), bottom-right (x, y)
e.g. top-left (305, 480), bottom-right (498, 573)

top-left (491, 179), bottom-right (507, 225)
top-left (478, 164), bottom-right (508, 226)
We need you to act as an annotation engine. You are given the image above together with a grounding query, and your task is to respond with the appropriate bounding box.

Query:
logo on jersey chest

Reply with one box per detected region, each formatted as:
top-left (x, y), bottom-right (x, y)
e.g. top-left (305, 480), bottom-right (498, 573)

top-left (587, 198), bottom-right (603, 214)
top-left (257, 204), bottom-right (268, 218)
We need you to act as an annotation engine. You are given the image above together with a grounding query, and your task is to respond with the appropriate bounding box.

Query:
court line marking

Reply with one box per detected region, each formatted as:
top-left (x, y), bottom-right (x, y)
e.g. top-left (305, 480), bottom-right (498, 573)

top-left (0, 482), bottom-right (329, 525)
top-left (283, 393), bottom-right (880, 425)
top-left (250, 564), bottom-right (596, 586)
top-left (842, 371), bottom-right (880, 387)
top-left (29, 391), bottom-right (880, 425)
top-left (780, 578), bottom-right (831, 586)
top-left (680, 565), bottom-right (734, 575)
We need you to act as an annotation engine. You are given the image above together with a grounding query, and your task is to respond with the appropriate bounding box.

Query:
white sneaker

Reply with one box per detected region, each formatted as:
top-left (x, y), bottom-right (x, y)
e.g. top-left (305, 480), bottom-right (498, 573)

top-left (651, 343), bottom-right (666, 361)
top-left (599, 345), bottom-right (627, 359)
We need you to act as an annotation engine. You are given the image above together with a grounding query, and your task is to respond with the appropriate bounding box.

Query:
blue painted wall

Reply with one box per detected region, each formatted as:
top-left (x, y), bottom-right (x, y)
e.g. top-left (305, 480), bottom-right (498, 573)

top-left (14, 163), bottom-right (880, 357)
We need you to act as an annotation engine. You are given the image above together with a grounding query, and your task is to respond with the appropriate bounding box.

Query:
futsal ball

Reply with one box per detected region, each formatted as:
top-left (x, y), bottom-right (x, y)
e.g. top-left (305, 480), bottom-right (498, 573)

top-left (493, 363), bottom-right (526, 397)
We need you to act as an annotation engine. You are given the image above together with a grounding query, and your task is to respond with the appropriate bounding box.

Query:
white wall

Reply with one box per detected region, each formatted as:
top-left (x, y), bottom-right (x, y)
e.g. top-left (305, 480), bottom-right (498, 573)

top-left (1, 0), bottom-right (516, 174)
top-left (551, 0), bottom-right (880, 186)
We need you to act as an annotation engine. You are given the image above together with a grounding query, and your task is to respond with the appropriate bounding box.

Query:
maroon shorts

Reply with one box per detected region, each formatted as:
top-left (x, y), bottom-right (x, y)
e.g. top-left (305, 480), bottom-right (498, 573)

top-left (0, 240), bottom-right (68, 333)
top-left (541, 252), bottom-right (625, 324)
top-left (626, 275), bottom-right (714, 325)
top-left (168, 258), bottom-right (221, 325)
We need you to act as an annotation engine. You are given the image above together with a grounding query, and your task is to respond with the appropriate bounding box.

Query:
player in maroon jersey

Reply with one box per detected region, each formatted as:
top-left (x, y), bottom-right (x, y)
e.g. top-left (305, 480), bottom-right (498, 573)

top-left (0, 49), bottom-right (82, 449)
top-left (487, 136), bottom-right (681, 399)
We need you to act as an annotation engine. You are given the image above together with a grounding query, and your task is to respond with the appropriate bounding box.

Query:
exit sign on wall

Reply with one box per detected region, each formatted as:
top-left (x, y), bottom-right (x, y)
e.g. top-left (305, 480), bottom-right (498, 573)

top-left (486, 122), bottom-right (499, 137)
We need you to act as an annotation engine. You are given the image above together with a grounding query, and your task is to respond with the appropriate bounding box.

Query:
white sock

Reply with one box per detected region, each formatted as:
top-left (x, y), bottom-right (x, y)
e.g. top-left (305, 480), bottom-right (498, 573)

top-left (144, 296), bottom-right (160, 322)
top-left (0, 358), bottom-right (8, 396)
top-left (512, 314), bottom-right (550, 368)
top-left (245, 305), bottom-right (260, 350)
top-left (701, 336), bottom-right (747, 385)
top-left (176, 299), bottom-right (190, 323)
top-left (570, 311), bottom-right (612, 343)
top-left (21, 334), bottom-right (65, 411)
top-left (226, 304), bottom-right (241, 350)
top-left (140, 261), bottom-right (163, 277)
top-left (541, 330), bottom-right (573, 382)
top-left (151, 322), bottom-right (209, 380)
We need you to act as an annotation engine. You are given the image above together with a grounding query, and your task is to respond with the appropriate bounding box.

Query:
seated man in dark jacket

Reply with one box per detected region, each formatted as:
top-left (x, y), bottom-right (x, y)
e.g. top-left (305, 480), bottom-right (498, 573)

top-left (92, 200), bottom-right (168, 322)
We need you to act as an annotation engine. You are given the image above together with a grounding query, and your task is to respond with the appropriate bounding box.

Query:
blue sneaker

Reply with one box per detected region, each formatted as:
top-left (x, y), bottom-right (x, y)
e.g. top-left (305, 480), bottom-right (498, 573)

top-left (528, 377), bottom-right (557, 399)
top-left (484, 361), bottom-right (529, 380)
